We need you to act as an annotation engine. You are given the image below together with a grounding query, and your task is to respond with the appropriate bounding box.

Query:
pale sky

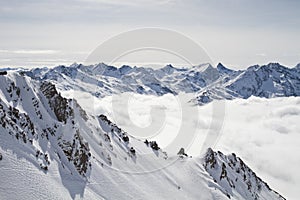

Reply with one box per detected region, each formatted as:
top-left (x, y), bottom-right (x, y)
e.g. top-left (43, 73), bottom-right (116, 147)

top-left (0, 0), bottom-right (300, 69)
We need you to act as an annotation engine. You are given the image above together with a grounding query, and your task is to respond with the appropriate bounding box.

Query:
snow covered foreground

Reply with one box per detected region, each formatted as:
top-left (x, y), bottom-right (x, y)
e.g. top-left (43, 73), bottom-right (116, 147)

top-left (0, 72), bottom-right (287, 199)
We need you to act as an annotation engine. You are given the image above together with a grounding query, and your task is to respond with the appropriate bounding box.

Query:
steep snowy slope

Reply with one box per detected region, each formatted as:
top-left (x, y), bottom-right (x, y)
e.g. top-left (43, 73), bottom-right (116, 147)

top-left (0, 72), bottom-right (285, 200)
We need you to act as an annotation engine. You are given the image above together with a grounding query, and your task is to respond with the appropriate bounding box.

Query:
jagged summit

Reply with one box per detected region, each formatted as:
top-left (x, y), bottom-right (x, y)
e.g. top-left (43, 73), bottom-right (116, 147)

top-left (217, 62), bottom-right (234, 74)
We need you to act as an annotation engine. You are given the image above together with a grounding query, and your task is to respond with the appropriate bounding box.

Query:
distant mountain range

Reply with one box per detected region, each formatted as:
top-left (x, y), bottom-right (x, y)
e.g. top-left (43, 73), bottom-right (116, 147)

top-left (21, 62), bottom-right (300, 105)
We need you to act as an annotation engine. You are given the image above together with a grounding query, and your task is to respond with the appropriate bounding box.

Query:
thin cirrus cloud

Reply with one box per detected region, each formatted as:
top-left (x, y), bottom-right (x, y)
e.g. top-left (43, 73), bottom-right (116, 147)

top-left (0, 49), bottom-right (89, 68)
top-left (0, 49), bottom-right (60, 55)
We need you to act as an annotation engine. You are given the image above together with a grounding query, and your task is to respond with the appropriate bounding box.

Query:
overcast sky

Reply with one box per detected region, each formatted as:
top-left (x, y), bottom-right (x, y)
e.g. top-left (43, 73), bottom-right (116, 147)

top-left (0, 0), bottom-right (300, 69)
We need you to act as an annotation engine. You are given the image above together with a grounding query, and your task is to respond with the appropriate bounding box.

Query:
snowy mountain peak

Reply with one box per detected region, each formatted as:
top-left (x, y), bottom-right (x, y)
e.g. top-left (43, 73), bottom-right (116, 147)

top-left (119, 65), bottom-right (133, 74)
top-left (194, 63), bottom-right (212, 69)
top-left (217, 62), bottom-right (234, 74)
top-left (159, 64), bottom-right (176, 74)
top-left (69, 62), bottom-right (80, 68)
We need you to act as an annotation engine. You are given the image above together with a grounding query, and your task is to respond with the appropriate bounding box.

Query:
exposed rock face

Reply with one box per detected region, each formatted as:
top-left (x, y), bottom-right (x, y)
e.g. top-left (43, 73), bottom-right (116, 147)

top-left (40, 82), bottom-right (73, 123)
top-left (40, 82), bottom-right (91, 176)
top-left (0, 74), bottom-right (92, 177)
top-left (177, 147), bottom-right (188, 157)
top-left (59, 130), bottom-right (91, 176)
top-left (98, 114), bottom-right (130, 143)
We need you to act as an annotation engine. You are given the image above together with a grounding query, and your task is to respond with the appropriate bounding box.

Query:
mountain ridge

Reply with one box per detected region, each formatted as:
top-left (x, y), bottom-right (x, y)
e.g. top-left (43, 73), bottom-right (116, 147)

top-left (18, 62), bottom-right (300, 105)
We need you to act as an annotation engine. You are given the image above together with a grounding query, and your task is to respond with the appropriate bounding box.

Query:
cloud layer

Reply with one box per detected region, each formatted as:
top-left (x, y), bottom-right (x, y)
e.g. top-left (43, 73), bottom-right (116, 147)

top-left (62, 91), bottom-right (300, 199)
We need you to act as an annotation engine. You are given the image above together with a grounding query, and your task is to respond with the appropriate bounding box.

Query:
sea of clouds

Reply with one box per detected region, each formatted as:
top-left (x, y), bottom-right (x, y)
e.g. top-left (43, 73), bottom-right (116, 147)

top-left (62, 90), bottom-right (300, 200)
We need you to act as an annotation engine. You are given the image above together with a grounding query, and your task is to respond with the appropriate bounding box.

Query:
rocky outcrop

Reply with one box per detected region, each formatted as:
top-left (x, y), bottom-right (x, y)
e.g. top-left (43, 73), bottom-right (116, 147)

top-left (58, 130), bottom-right (91, 176)
top-left (98, 114), bottom-right (130, 143)
top-left (40, 82), bottom-right (73, 123)
top-left (204, 148), bottom-right (285, 200)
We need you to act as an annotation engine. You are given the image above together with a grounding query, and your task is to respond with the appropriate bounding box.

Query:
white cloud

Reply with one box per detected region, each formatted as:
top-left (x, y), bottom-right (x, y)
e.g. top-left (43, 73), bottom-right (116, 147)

top-left (0, 49), bottom-right (60, 55)
top-left (62, 89), bottom-right (300, 199)
top-left (215, 96), bottom-right (300, 200)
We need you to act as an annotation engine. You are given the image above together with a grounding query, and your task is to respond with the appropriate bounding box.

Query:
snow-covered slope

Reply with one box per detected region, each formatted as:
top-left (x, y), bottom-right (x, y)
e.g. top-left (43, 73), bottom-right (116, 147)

top-left (204, 148), bottom-right (285, 200)
top-left (0, 72), bottom-right (285, 199)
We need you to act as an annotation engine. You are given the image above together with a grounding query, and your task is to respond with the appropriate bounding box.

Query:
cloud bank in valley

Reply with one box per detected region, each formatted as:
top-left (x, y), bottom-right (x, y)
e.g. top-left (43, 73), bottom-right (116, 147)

top-left (62, 90), bottom-right (300, 199)
top-left (216, 97), bottom-right (300, 200)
